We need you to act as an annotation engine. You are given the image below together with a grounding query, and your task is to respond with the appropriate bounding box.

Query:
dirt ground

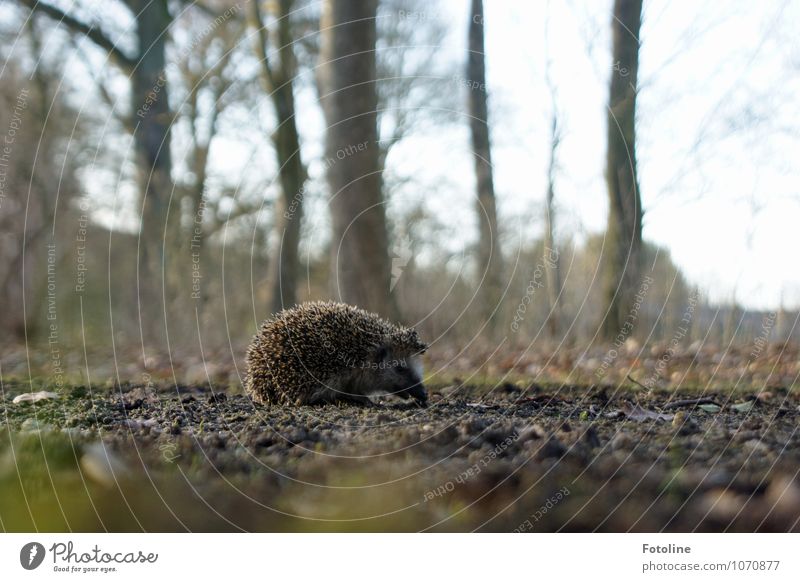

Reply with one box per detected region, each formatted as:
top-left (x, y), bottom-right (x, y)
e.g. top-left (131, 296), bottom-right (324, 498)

top-left (2, 378), bottom-right (799, 532)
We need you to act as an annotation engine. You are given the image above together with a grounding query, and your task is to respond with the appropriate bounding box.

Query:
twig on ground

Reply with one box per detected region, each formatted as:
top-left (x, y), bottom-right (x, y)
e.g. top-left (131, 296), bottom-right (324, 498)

top-left (626, 374), bottom-right (649, 391)
top-left (663, 398), bottom-right (722, 410)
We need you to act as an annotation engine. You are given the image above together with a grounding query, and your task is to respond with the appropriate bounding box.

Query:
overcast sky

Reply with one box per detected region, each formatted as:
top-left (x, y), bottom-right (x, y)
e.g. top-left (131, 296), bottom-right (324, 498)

top-left (376, 0), bottom-right (800, 311)
top-left (467, 0), bottom-right (800, 310)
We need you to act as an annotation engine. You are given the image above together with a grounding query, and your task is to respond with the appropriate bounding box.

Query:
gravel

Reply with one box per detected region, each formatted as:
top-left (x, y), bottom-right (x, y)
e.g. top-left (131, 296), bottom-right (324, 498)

top-left (1, 381), bottom-right (799, 532)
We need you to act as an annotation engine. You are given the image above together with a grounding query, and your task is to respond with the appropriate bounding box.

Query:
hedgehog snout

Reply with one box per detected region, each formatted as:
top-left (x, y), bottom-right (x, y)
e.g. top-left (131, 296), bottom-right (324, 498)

top-left (406, 383), bottom-right (428, 407)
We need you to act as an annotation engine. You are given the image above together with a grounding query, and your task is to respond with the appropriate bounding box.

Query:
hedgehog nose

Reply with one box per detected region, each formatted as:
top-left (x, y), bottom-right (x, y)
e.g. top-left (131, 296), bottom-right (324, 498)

top-left (408, 384), bottom-right (428, 407)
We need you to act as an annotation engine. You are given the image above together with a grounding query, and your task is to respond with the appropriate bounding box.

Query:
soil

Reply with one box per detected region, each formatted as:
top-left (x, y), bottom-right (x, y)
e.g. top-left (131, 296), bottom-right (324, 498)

top-left (1, 380), bottom-right (799, 532)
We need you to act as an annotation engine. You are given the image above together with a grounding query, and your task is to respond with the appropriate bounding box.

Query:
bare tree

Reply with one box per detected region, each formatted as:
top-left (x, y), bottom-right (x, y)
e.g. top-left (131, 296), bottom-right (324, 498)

top-left (543, 116), bottom-right (562, 337)
top-left (282, 0), bottom-right (456, 163)
top-left (374, 0), bottom-right (456, 172)
top-left (318, 0), bottom-right (395, 318)
top-left (16, 0), bottom-right (240, 344)
top-left (170, 8), bottom-right (244, 317)
top-left (602, 0), bottom-right (644, 340)
top-left (17, 0), bottom-right (172, 343)
top-left (0, 41), bottom-right (82, 339)
top-left (543, 6), bottom-right (562, 338)
top-left (467, 0), bottom-right (503, 327)
top-left (250, 0), bottom-right (308, 314)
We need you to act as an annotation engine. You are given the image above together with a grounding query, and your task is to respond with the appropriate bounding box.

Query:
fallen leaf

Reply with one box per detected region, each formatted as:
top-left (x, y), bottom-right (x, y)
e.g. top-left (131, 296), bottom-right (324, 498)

top-left (12, 391), bottom-right (59, 404)
top-left (620, 401), bottom-right (674, 422)
top-left (663, 397), bottom-right (721, 410)
top-left (467, 402), bottom-right (499, 410)
top-left (699, 403), bottom-right (722, 413)
top-left (514, 394), bottom-right (559, 406)
top-left (731, 400), bottom-right (756, 413)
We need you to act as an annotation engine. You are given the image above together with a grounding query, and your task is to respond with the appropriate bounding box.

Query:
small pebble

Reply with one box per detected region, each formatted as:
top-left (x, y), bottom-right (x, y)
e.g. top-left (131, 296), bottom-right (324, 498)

top-left (766, 476), bottom-right (800, 514)
top-left (80, 442), bottom-right (129, 487)
top-left (611, 431), bottom-right (634, 451)
top-left (672, 411), bottom-right (688, 428)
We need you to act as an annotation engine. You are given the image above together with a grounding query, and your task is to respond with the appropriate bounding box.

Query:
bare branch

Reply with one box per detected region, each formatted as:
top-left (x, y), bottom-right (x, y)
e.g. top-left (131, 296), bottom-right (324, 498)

top-left (248, 0), bottom-right (278, 92)
top-left (206, 198), bottom-right (271, 235)
top-left (175, 0), bottom-right (239, 22)
top-left (67, 37), bottom-right (134, 132)
top-left (17, 0), bottom-right (136, 70)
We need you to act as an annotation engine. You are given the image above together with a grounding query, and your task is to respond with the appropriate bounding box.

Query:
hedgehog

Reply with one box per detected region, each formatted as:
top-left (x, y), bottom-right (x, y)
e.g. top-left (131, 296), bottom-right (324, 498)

top-left (245, 301), bottom-right (428, 406)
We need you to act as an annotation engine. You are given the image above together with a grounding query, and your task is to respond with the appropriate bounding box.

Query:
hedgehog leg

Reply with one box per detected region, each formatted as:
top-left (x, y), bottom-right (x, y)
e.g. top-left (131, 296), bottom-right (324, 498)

top-left (305, 388), bottom-right (334, 405)
top-left (337, 394), bottom-right (377, 407)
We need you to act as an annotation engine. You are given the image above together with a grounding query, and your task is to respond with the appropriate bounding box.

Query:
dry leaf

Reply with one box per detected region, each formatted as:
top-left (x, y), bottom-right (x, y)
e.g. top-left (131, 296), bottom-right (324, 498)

top-left (12, 391), bottom-right (59, 404)
top-left (620, 401), bottom-right (674, 422)
top-left (466, 402), bottom-right (499, 410)
top-left (699, 403), bottom-right (722, 413)
top-left (731, 400), bottom-right (756, 413)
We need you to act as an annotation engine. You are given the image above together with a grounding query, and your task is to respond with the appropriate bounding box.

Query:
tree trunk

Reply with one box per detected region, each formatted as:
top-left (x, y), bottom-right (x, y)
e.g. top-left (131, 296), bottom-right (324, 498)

top-left (318, 0), bottom-right (396, 318)
top-left (18, 0), bottom-right (177, 345)
top-left (544, 116), bottom-right (562, 338)
top-left (269, 101), bottom-right (306, 313)
top-left (255, 0), bottom-right (308, 314)
top-left (130, 0), bottom-right (173, 344)
top-left (602, 0), bottom-right (643, 341)
top-left (467, 0), bottom-right (503, 327)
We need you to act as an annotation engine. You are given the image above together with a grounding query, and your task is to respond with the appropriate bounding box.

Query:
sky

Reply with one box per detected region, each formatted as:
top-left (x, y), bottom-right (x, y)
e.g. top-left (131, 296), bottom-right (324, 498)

top-left (480, 0), bottom-right (800, 310)
top-left (381, 0), bottom-right (800, 311)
